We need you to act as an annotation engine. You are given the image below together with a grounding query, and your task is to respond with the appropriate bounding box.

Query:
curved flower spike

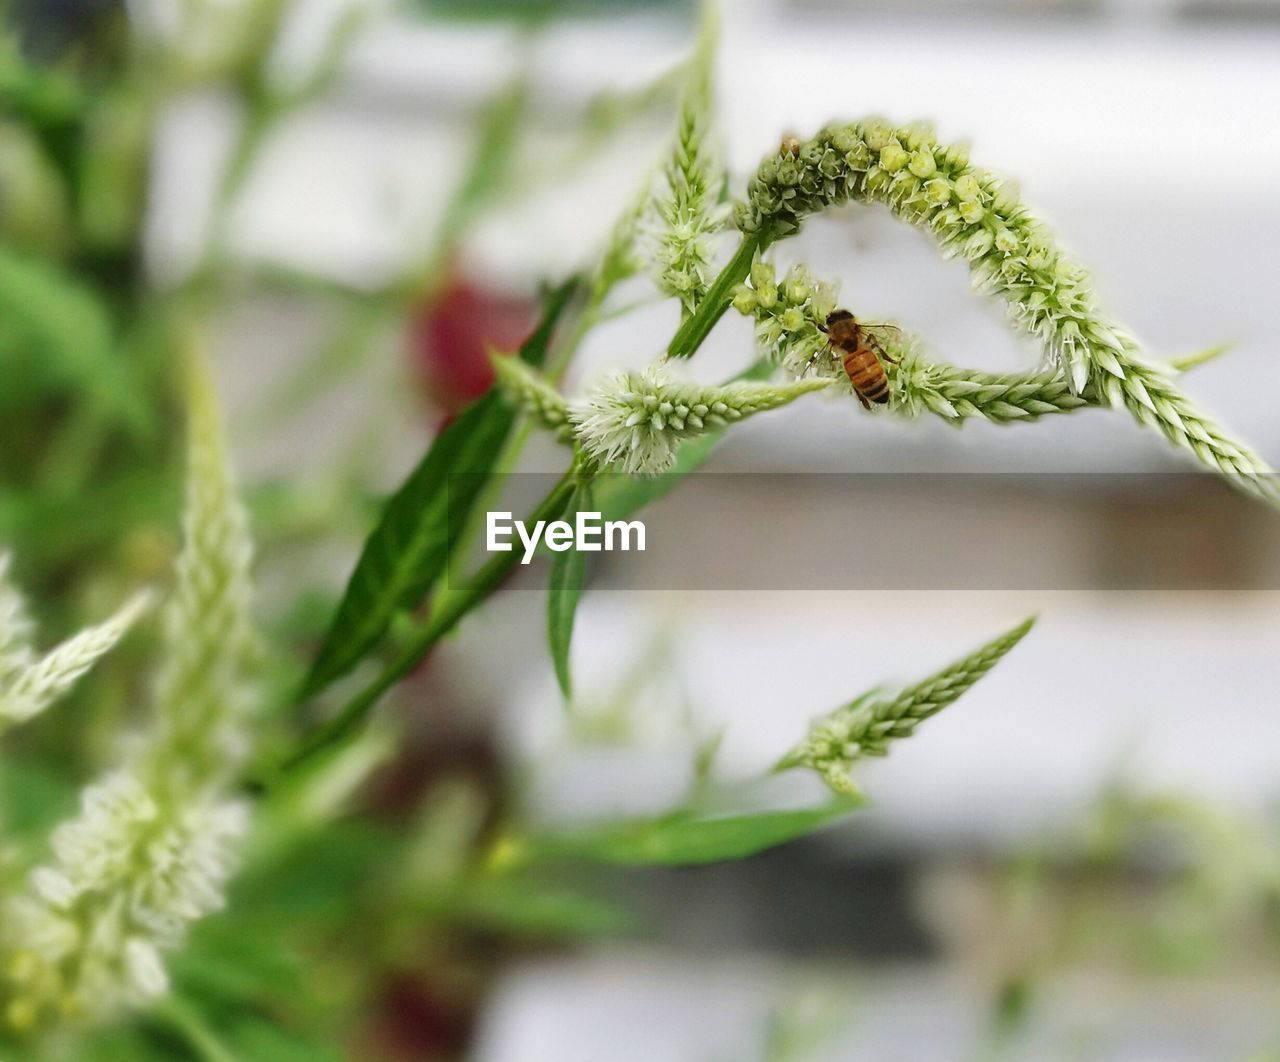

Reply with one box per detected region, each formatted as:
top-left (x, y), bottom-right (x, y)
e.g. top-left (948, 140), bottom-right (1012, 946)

top-left (738, 120), bottom-right (1177, 399)
top-left (570, 365), bottom-right (831, 475)
top-left (736, 126), bottom-right (1278, 502)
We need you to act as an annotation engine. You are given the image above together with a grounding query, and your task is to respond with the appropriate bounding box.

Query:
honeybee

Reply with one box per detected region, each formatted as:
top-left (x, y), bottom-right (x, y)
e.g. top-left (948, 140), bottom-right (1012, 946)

top-left (780, 134), bottom-right (801, 156)
top-left (820, 310), bottom-right (901, 410)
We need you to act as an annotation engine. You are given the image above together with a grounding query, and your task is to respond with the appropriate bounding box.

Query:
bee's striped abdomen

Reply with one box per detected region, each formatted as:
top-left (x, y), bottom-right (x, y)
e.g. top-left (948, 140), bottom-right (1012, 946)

top-left (842, 347), bottom-right (889, 404)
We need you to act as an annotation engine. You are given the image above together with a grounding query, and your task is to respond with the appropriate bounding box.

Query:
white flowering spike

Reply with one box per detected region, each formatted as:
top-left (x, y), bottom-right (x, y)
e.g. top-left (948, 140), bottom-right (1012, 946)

top-left (0, 590), bottom-right (152, 731)
top-left (2, 348), bottom-right (259, 1032)
top-left (147, 349), bottom-right (258, 792)
top-left (780, 617), bottom-right (1034, 796)
top-left (650, 1), bottom-right (725, 312)
top-left (490, 353), bottom-right (571, 438)
top-left (570, 365), bottom-right (830, 475)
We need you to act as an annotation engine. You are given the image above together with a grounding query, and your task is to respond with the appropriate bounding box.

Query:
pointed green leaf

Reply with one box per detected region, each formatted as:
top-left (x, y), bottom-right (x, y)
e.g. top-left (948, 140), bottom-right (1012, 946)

top-left (547, 479), bottom-right (591, 698)
top-left (535, 798), bottom-right (862, 867)
top-left (299, 277), bottom-right (580, 699)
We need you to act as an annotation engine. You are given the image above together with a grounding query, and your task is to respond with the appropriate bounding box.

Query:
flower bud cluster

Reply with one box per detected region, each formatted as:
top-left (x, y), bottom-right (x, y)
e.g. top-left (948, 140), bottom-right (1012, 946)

top-left (730, 259), bottom-right (840, 379)
top-left (491, 353), bottom-right (572, 439)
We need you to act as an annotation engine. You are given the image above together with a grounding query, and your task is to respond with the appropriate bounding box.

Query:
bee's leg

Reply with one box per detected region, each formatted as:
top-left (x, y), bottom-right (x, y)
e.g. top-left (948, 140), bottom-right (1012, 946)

top-left (870, 340), bottom-right (898, 365)
top-left (856, 392), bottom-right (871, 411)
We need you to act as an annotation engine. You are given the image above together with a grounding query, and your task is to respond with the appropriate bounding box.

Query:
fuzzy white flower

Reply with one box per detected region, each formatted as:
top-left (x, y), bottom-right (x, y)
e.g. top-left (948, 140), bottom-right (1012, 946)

top-left (570, 364), bottom-right (830, 475)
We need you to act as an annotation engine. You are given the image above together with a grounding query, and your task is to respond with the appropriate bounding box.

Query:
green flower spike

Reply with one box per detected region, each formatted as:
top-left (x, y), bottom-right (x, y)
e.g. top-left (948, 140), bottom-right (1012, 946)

top-left (780, 616), bottom-right (1035, 796)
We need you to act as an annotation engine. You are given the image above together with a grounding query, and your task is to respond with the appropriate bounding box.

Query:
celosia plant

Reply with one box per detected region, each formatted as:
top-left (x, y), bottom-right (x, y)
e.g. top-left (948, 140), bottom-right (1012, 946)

top-left (2, 0), bottom-right (1276, 1056)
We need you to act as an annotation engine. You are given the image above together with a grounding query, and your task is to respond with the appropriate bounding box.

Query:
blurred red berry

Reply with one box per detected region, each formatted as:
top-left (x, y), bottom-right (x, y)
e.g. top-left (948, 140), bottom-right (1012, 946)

top-left (410, 268), bottom-right (538, 417)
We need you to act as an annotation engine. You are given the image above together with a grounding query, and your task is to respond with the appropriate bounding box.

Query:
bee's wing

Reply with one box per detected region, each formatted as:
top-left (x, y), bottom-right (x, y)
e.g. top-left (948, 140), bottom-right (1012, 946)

top-left (862, 323), bottom-right (906, 354)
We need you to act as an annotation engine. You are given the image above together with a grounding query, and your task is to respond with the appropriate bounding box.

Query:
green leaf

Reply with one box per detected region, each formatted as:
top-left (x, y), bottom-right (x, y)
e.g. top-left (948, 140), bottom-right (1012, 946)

top-left (0, 758), bottom-right (77, 844)
top-left (222, 1015), bottom-right (343, 1062)
top-left (298, 277), bottom-right (579, 699)
top-left (547, 479), bottom-right (591, 698)
top-left (534, 798), bottom-right (862, 867)
top-left (0, 245), bottom-right (144, 429)
top-left (429, 875), bottom-right (634, 939)
top-left (594, 358), bottom-right (772, 521)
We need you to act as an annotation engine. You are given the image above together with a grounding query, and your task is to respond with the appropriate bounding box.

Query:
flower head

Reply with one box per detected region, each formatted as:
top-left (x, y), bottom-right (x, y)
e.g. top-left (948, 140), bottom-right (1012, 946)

top-left (570, 364), bottom-right (830, 475)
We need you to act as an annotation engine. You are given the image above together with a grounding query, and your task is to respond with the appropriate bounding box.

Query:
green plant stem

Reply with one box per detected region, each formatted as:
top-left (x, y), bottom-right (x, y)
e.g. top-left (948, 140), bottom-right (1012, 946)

top-left (283, 471), bottom-right (578, 773)
top-left (666, 229), bottom-right (768, 359)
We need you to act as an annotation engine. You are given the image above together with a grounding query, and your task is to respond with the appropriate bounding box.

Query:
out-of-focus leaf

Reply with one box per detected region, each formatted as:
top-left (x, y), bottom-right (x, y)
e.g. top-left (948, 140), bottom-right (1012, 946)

top-left (439, 74), bottom-right (529, 246)
top-left (0, 38), bottom-right (82, 175)
top-left (594, 359), bottom-right (771, 521)
top-left (170, 916), bottom-right (307, 1006)
top-left (415, 0), bottom-right (686, 22)
top-left (533, 798), bottom-right (862, 867)
top-left (546, 478), bottom-right (591, 698)
top-left (431, 876), bottom-right (634, 939)
top-left (0, 758), bottom-right (77, 843)
top-left (0, 122), bottom-right (72, 255)
top-left (0, 465), bottom-right (178, 568)
top-left (298, 276), bottom-right (579, 700)
top-left (223, 1017), bottom-right (343, 1062)
top-left (229, 821), bottom-right (394, 924)
top-left (0, 245), bottom-right (145, 429)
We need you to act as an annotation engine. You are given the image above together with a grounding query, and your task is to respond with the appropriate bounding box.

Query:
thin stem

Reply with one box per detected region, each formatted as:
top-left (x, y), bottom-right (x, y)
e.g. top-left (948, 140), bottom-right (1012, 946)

top-left (282, 471), bottom-right (577, 774)
top-left (666, 229), bottom-right (768, 359)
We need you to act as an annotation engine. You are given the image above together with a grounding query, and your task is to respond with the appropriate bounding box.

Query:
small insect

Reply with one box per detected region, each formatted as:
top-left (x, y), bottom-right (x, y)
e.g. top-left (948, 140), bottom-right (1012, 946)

top-left (820, 310), bottom-right (901, 410)
top-left (780, 134), bottom-right (801, 157)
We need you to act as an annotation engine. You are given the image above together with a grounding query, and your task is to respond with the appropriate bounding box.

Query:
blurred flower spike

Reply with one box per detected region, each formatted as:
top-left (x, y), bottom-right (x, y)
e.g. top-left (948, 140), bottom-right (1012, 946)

top-left (1, 347), bottom-right (259, 1033)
